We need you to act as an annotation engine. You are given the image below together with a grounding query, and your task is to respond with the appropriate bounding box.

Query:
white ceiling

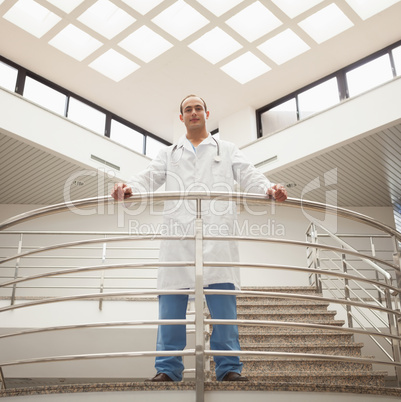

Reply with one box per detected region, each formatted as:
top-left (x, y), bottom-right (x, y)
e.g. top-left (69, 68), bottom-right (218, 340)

top-left (0, 0), bottom-right (401, 143)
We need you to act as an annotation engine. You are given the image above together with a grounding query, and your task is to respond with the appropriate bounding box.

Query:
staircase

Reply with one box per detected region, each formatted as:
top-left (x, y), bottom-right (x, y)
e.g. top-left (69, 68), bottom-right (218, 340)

top-left (211, 286), bottom-right (388, 389)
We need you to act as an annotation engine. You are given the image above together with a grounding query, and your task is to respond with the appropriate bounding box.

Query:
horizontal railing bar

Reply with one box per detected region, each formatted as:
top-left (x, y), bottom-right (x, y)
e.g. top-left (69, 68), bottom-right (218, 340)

top-left (0, 246), bottom-right (160, 251)
top-left (2, 262), bottom-right (397, 302)
top-left (0, 235), bottom-right (192, 266)
top-left (0, 265), bottom-right (154, 270)
top-left (206, 350), bottom-right (401, 368)
top-left (0, 261), bottom-right (193, 288)
top-left (0, 286), bottom-right (157, 290)
top-left (316, 234), bottom-right (391, 238)
top-left (0, 276), bottom-right (157, 280)
top-left (0, 193), bottom-right (400, 242)
top-left (0, 231), bottom-right (161, 235)
top-left (0, 289), bottom-right (195, 313)
top-left (314, 223), bottom-right (393, 279)
top-left (2, 349), bottom-right (399, 371)
top-left (349, 315), bottom-right (394, 361)
top-left (0, 319), bottom-right (195, 340)
top-left (9, 256), bottom-right (158, 260)
top-left (204, 236), bottom-right (398, 272)
top-left (203, 263), bottom-right (400, 296)
top-left (204, 289), bottom-right (401, 317)
top-left (0, 350), bottom-right (196, 368)
top-left (4, 235), bottom-right (387, 268)
top-left (1, 267), bottom-right (397, 314)
top-left (205, 319), bottom-right (401, 341)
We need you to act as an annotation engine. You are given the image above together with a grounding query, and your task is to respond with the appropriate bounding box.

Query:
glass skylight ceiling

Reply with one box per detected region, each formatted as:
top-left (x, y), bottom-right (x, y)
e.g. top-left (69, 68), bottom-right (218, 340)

top-left (4, 0), bottom-right (61, 38)
top-left (1, 0), bottom-right (400, 84)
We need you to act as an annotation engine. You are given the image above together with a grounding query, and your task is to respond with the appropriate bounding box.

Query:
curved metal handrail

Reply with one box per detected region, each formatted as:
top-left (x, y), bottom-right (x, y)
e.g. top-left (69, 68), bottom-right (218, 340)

top-left (1, 263), bottom-right (398, 313)
top-left (1, 235), bottom-right (397, 273)
top-left (0, 261), bottom-right (193, 288)
top-left (0, 192), bottom-right (400, 395)
top-left (0, 289), bottom-right (194, 313)
top-left (0, 192), bottom-right (400, 241)
top-left (0, 319), bottom-right (196, 340)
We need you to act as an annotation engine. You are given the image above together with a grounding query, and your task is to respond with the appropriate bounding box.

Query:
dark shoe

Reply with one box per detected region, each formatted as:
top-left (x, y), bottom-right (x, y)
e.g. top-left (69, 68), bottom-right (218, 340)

top-left (145, 373), bottom-right (174, 382)
top-left (222, 372), bottom-right (249, 382)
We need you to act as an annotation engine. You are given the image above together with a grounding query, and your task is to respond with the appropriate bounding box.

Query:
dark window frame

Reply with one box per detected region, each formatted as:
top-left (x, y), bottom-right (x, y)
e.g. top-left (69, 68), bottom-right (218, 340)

top-left (256, 39), bottom-right (401, 138)
top-left (0, 54), bottom-right (171, 153)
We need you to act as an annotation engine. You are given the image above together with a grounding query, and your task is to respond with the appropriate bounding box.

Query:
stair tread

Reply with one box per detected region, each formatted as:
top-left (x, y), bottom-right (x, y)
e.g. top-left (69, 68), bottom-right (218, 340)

top-left (241, 341), bottom-right (364, 348)
top-left (237, 311), bottom-right (337, 315)
top-left (238, 323), bottom-right (346, 332)
top-left (243, 370), bottom-right (388, 376)
top-left (237, 300), bottom-right (330, 305)
top-left (240, 355), bottom-right (375, 362)
top-left (241, 342), bottom-right (364, 347)
top-left (241, 286), bottom-right (320, 292)
top-left (229, 286), bottom-right (393, 389)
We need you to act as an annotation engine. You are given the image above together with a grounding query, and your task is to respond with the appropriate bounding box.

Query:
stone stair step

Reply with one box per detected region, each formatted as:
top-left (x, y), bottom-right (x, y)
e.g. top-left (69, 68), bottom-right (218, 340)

top-left (239, 358), bottom-right (374, 372)
top-left (242, 371), bottom-right (388, 387)
top-left (237, 320), bottom-right (346, 335)
top-left (236, 303), bottom-right (331, 312)
top-left (241, 286), bottom-right (320, 294)
top-left (237, 311), bottom-right (339, 322)
top-left (241, 342), bottom-right (364, 357)
top-left (239, 288), bottom-right (322, 302)
top-left (237, 297), bottom-right (325, 305)
top-left (239, 330), bottom-right (354, 344)
top-left (218, 286), bottom-right (392, 391)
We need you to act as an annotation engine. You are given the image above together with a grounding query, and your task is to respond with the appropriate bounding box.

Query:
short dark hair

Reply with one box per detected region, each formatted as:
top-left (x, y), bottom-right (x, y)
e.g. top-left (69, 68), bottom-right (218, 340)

top-left (180, 94), bottom-right (207, 114)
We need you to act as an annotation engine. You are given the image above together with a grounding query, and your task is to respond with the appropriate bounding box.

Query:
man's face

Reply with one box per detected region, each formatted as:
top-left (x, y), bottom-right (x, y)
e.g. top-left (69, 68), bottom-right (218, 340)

top-left (180, 96), bottom-right (209, 130)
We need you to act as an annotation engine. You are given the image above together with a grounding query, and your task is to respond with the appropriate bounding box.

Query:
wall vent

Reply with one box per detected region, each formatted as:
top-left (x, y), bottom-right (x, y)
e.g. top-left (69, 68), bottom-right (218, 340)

top-left (91, 155), bottom-right (120, 171)
top-left (255, 155), bottom-right (278, 168)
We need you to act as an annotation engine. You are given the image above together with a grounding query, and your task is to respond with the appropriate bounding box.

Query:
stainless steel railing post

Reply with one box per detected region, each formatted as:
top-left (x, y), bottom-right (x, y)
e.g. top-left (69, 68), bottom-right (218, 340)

top-left (195, 198), bottom-right (205, 402)
top-left (342, 248), bottom-right (353, 329)
top-left (0, 366), bottom-right (6, 389)
top-left (99, 235), bottom-right (107, 311)
top-left (310, 223), bottom-right (322, 293)
top-left (391, 235), bottom-right (401, 386)
top-left (385, 277), bottom-right (401, 386)
top-left (10, 233), bottom-right (23, 306)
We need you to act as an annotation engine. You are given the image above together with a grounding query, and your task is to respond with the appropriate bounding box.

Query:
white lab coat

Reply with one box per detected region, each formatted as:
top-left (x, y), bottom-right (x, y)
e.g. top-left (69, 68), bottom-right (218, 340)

top-left (129, 134), bottom-right (271, 290)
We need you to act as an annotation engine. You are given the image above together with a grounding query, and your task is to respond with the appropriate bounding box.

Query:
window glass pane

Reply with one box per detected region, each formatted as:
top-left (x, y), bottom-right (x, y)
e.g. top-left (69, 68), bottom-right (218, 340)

top-left (111, 119), bottom-right (144, 153)
top-left (392, 45), bottom-right (401, 77)
top-left (346, 54), bottom-right (393, 97)
top-left (0, 61), bottom-right (18, 92)
top-left (298, 77), bottom-right (339, 119)
top-left (23, 76), bottom-right (66, 115)
top-left (261, 98), bottom-right (297, 136)
top-left (146, 136), bottom-right (167, 159)
top-left (68, 97), bottom-right (106, 134)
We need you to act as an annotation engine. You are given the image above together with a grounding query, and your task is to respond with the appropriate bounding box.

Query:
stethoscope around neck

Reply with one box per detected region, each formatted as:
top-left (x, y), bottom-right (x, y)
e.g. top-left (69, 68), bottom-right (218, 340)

top-left (171, 137), bottom-right (221, 165)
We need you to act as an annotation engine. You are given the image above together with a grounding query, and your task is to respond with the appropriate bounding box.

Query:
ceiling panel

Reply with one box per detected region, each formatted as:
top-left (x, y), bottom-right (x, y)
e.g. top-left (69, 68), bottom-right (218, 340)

top-left (268, 123), bottom-right (401, 208)
top-left (0, 132), bottom-right (116, 206)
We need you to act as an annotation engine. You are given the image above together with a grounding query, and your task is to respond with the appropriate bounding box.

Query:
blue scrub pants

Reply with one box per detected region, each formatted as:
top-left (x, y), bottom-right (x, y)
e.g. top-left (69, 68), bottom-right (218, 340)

top-left (155, 283), bottom-right (243, 381)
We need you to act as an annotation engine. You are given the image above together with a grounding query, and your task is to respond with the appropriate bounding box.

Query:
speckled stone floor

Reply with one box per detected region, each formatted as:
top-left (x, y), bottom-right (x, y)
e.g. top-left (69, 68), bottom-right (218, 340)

top-left (1, 380), bottom-right (401, 398)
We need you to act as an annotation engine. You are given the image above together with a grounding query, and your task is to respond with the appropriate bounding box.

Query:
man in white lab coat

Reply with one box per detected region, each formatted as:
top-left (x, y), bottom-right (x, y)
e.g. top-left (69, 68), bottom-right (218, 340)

top-left (111, 95), bottom-right (287, 382)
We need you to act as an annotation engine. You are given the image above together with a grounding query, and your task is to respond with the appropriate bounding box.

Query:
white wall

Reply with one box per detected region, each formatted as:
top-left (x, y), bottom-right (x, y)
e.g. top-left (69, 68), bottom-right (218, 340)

top-left (241, 76), bottom-right (401, 175)
top-left (0, 88), bottom-right (150, 182)
top-left (219, 106), bottom-right (257, 148)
